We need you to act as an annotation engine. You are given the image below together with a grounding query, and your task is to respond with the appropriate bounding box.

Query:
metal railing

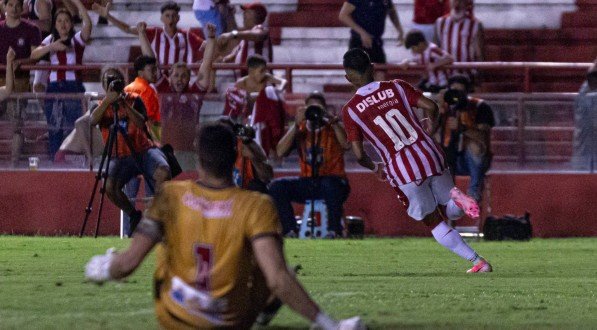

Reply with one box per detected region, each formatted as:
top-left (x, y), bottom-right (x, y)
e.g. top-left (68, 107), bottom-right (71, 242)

top-left (1, 61), bottom-right (592, 93)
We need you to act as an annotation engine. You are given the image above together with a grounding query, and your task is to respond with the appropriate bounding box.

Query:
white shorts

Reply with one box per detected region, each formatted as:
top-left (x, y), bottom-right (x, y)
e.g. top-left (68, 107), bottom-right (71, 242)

top-left (397, 169), bottom-right (454, 221)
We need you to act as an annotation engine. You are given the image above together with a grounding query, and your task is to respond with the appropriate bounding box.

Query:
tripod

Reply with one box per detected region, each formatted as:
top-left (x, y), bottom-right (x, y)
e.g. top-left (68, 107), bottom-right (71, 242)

top-left (307, 120), bottom-right (323, 238)
top-left (79, 100), bottom-right (154, 237)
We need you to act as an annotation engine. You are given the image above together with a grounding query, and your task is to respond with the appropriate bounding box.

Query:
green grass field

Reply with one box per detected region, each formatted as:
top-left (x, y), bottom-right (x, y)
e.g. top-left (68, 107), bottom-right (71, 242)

top-left (0, 237), bottom-right (595, 329)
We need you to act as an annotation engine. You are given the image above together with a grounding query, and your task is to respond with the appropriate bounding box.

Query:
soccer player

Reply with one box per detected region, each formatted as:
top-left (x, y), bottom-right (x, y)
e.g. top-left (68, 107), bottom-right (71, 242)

top-left (341, 48), bottom-right (492, 273)
top-left (85, 122), bottom-right (364, 329)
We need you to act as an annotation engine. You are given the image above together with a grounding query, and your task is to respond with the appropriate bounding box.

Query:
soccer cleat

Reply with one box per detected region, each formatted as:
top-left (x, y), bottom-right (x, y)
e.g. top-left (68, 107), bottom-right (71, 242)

top-left (450, 187), bottom-right (480, 219)
top-left (467, 259), bottom-right (493, 273)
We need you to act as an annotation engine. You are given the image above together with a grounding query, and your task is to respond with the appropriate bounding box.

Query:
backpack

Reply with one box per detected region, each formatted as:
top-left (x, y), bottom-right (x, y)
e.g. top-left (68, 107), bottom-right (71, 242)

top-left (483, 212), bottom-right (532, 241)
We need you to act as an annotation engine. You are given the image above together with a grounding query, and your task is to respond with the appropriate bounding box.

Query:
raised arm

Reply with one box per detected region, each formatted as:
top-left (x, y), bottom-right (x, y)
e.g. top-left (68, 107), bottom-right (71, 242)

top-left (69, 0), bottom-right (92, 41)
top-left (137, 22), bottom-right (155, 58)
top-left (0, 48), bottom-right (16, 101)
top-left (338, 2), bottom-right (373, 48)
top-left (196, 23), bottom-right (217, 91)
top-left (93, 1), bottom-right (138, 35)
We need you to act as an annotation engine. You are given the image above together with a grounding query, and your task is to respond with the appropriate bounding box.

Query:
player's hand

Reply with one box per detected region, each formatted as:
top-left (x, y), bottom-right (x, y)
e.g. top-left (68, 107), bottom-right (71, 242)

top-left (373, 162), bottom-right (386, 182)
top-left (295, 106), bottom-right (306, 123)
top-left (85, 248), bottom-right (116, 283)
top-left (6, 47), bottom-right (15, 63)
top-left (92, 1), bottom-right (111, 18)
top-left (205, 23), bottom-right (217, 38)
top-left (446, 116), bottom-right (458, 130)
top-left (136, 21), bottom-right (147, 34)
top-left (338, 317), bottom-right (366, 330)
top-left (359, 31), bottom-right (373, 48)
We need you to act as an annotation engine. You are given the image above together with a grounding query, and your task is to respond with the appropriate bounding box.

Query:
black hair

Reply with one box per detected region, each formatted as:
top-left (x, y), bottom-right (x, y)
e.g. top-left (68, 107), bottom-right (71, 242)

top-left (246, 54), bottom-right (267, 69)
top-left (305, 90), bottom-right (327, 108)
top-left (134, 56), bottom-right (157, 74)
top-left (343, 48), bottom-right (372, 74)
top-left (160, 1), bottom-right (180, 14)
top-left (100, 65), bottom-right (125, 90)
top-left (448, 75), bottom-right (472, 90)
top-left (4, 0), bottom-right (24, 6)
top-left (404, 30), bottom-right (427, 49)
top-left (197, 123), bottom-right (237, 179)
top-left (51, 8), bottom-right (76, 44)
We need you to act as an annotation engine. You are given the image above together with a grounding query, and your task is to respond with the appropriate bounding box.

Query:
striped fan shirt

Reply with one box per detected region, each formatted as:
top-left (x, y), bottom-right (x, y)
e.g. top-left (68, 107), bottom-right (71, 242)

top-left (41, 31), bottom-right (86, 82)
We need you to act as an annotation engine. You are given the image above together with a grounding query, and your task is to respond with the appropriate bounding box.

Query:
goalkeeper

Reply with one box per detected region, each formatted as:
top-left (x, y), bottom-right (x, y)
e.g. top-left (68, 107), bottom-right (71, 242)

top-left (85, 122), bottom-right (364, 329)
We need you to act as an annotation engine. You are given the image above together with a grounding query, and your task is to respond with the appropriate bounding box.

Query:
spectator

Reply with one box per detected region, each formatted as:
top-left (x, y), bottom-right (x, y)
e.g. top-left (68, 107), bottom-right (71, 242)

top-left (269, 92), bottom-right (350, 237)
top-left (30, 0), bottom-right (91, 161)
top-left (192, 0), bottom-right (236, 37)
top-left (413, 0), bottom-right (450, 42)
top-left (434, 0), bottom-right (484, 81)
top-left (0, 47), bottom-right (15, 102)
top-left (438, 75), bottom-right (494, 201)
top-left (219, 117), bottom-right (273, 193)
top-left (338, 0), bottom-right (404, 79)
top-left (218, 2), bottom-right (272, 76)
top-left (89, 66), bottom-right (171, 237)
top-left (93, 1), bottom-right (204, 75)
top-left (572, 59), bottom-right (597, 171)
top-left (401, 29), bottom-right (453, 93)
top-left (150, 23), bottom-right (218, 171)
top-left (0, 0), bottom-right (42, 166)
top-left (23, 0), bottom-right (54, 35)
top-left (223, 54), bottom-right (287, 157)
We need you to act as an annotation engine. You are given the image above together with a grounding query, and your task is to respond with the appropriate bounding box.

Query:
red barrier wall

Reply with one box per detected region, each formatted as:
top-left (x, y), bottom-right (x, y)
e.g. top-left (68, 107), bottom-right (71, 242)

top-left (0, 171), bottom-right (595, 237)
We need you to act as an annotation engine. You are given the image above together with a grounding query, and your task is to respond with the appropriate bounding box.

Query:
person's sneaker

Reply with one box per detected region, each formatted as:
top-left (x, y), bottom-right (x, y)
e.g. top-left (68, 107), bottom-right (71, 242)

top-left (450, 187), bottom-right (480, 219)
top-left (467, 259), bottom-right (493, 273)
top-left (127, 210), bottom-right (143, 237)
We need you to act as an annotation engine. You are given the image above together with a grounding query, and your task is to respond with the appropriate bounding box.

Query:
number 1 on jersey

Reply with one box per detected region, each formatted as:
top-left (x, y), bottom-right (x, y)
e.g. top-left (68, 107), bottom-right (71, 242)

top-left (373, 109), bottom-right (418, 151)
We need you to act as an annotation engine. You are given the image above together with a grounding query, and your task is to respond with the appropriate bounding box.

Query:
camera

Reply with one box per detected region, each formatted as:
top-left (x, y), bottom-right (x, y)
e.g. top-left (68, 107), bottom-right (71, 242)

top-left (233, 123), bottom-right (256, 141)
top-left (305, 104), bottom-right (325, 124)
top-left (106, 75), bottom-right (125, 94)
top-left (443, 88), bottom-right (468, 108)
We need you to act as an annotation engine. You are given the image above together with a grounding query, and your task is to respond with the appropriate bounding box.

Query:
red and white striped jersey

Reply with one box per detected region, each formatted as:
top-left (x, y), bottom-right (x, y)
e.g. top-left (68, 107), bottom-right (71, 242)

top-left (415, 42), bottom-right (450, 87)
top-left (342, 79), bottom-right (446, 186)
top-left (41, 31), bottom-right (86, 82)
top-left (434, 14), bottom-right (481, 75)
top-left (146, 27), bottom-right (204, 66)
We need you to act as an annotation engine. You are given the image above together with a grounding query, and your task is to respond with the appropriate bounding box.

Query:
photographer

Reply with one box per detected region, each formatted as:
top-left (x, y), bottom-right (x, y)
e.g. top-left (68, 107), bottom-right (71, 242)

top-left (439, 75), bottom-right (495, 202)
top-left (90, 67), bottom-right (171, 236)
top-left (269, 92), bottom-right (350, 238)
top-left (218, 117), bottom-right (273, 192)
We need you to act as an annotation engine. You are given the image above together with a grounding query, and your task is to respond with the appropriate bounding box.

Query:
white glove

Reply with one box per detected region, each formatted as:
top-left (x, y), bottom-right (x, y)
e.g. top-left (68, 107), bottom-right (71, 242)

top-left (85, 248), bottom-right (116, 283)
top-left (312, 313), bottom-right (365, 330)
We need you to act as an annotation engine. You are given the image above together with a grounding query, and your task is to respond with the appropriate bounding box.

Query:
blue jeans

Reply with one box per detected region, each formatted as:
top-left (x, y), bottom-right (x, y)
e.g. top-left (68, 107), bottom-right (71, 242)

top-left (122, 176), bottom-right (152, 236)
top-left (268, 176), bottom-right (350, 235)
top-left (454, 150), bottom-right (491, 201)
top-left (44, 81), bottom-right (85, 158)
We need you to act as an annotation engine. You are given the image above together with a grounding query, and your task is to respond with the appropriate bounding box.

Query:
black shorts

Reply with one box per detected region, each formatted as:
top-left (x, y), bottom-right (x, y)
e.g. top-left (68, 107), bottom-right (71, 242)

top-left (349, 35), bottom-right (387, 64)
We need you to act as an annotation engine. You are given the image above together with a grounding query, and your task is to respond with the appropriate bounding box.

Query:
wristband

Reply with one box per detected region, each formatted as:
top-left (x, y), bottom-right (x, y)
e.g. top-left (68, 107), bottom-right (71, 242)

top-left (315, 312), bottom-right (338, 330)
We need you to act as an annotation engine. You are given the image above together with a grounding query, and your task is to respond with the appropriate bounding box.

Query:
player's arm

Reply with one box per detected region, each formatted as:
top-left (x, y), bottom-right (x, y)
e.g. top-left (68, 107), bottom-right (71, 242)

top-left (86, 219), bottom-right (162, 282)
top-left (351, 140), bottom-right (385, 180)
top-left (252, 236), bottom-right (327, 325)
top-left (93, 1), bottom-right (138, 35)
top-left (0, 48), bottom-right (16, 102)
top-left (387, 4), bottom-right (404, 46)
top-left (417, 95), bottom-right (440, 135)
top-left (196, 24), bottom-right (217, 91)
top-left (338, 2), bottom-right (373, 48)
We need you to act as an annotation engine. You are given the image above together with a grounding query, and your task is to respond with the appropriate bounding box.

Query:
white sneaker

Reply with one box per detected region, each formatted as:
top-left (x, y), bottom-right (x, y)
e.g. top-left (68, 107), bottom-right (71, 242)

top-left (338, 317), bottom-right (366, 330)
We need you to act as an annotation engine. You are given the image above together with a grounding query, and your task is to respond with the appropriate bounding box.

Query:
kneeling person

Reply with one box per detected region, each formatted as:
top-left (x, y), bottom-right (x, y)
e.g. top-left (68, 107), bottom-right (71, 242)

top-left (85, 122), bottom-right (364, 329)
